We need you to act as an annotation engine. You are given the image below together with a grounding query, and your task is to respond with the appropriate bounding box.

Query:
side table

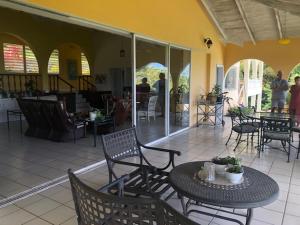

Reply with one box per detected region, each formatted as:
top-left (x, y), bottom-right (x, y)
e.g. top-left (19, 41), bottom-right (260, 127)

top-left (7, 110), bottom-right (23, 133)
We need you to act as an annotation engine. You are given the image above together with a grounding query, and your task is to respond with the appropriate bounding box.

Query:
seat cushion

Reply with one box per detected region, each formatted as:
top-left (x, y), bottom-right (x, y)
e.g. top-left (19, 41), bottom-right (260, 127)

top-left (264, 131), bottom-right (290, 141)
top-left (233, 125), bottom-right (258, 133)
top-left (242, 121), bottom-right (260, 128)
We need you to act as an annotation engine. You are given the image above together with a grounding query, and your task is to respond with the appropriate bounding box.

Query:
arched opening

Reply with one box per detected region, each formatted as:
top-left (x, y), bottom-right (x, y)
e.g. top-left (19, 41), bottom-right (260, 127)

top-left (224, 59), bottom-right (276, 111)
top-left (288, 64), bottom-right (300, 86)
top-left (0, 32), bottom-right (39, 74)
top-left (136, 62), bottom-right (167, 87)
top-left (47, 43), bottom-right (91, 91)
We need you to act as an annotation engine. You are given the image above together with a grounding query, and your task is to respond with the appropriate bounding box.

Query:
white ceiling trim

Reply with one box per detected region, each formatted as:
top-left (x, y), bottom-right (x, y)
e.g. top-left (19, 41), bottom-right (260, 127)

top-left (234, 0), bottom-right (256, 45)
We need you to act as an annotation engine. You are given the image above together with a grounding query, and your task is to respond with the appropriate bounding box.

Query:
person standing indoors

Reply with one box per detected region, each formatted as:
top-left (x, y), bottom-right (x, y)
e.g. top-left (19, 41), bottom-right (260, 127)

top-left (153, 73), bottom-right (166, 117)
top-left (271, 70), bottom-right (289, 113)
top-left (289, 76), bottom-right (300, 115)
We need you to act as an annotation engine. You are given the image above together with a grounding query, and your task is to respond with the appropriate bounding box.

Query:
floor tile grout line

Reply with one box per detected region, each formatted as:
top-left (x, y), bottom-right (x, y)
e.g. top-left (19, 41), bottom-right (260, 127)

top-left (280, 158), bottom-right (295, 225)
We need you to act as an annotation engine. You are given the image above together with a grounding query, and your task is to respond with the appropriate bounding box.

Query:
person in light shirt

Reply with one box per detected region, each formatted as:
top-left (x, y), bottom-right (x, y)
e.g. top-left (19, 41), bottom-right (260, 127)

top-left (270, 70), bottom-right (289, 113)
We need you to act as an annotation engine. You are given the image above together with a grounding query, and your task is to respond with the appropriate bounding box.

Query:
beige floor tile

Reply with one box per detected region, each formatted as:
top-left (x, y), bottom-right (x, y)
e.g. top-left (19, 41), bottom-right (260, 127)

top-left (0, 204), bottom-right (20, 218)
top-left (60, 216), bottom-right (77, 225)
top-left (0, 209), bottom-right (35, 225)
top-left (263, 200), bottom-right (286, 213)
top-left (287, 193), bottom-right (300, 205)
top-left (253, 208), bottom-right (283, 225)
top-left (23, 218), bottom-right (52, 225)
top-left (47, 189), bottom-right (73, 204)
top-left (24, 198), bottom-right (61, 216)
top-left (15, 194), bottom-right (44, 208)
top-left (285, 202), bottom-right (300, 217)
top-left (282, 214), bottom-right (300, 225)
top-left (40, 205), bottom-right (75, 225)
top-left (289, 184), bottom-right (300, 195)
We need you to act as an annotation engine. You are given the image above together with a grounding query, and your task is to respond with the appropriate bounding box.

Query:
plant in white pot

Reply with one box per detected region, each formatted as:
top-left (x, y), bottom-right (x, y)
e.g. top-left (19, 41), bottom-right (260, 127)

top-left (225, 165), bottom-right (244, 184)
top-left (89, 110), bottom-right (97, 121)
top-left (212, 157), bottom-right (228, 175)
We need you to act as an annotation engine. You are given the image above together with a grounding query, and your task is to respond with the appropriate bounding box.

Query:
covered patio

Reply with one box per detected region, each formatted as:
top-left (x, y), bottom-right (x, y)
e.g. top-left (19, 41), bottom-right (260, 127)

top-left (0, 125), bottom-right (299, 225)
top-left (0, 0), bottom-right (300, 225)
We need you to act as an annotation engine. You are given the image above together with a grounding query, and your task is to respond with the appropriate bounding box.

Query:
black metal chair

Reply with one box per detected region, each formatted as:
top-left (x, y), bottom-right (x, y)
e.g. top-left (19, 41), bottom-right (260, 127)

top-left (68, 169), bottom-right (200, 225)
top-left (101, 127), bottom-right (181, 199)
top-left (226, 110), bottom-right (260, 151)
top-left (260, 116), bottom-right (292, 162)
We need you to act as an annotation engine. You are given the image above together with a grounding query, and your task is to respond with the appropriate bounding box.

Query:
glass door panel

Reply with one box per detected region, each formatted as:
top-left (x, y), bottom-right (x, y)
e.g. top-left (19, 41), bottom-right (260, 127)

top-left (135, 38), bottom-right (167, 143)
top-left (169, 47), bottom-right (191, 133)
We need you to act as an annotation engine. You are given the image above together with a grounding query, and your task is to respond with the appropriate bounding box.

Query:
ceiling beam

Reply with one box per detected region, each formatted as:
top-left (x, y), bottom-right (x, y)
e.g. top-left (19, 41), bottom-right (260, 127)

top-left (234, 0), bottom-right (256, 45)
top-left (200, 0), bottom-right (228, 42)
top-left (274, 9), bottom-right (283, 39)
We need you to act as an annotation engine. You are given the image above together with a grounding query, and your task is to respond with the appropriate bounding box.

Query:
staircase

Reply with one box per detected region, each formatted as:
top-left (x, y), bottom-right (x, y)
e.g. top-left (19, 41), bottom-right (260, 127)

top-left (75, 93), bottom-right (91, 113)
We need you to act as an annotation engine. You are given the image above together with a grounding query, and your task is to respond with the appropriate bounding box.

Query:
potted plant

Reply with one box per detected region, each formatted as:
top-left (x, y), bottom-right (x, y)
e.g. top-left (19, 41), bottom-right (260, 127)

top-left (225, 165), bottom-right (244, 184)
top-left (95, 109), bottom-right (105, 121)
top-left (212, 156), bottom-right (241, 175)
top-left (25, 79), bottom-right (36, 96)
top-left (207, 84), bottom-right (222, 104)
top-left (212, 157), bottom-right (228, 175)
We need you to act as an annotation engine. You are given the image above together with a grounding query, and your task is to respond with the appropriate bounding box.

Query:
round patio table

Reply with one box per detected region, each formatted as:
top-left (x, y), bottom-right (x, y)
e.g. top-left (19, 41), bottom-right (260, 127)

top-left (248, 112), bottom-right (298, 121)
top-left (169, 161), bottom-right (279, 225)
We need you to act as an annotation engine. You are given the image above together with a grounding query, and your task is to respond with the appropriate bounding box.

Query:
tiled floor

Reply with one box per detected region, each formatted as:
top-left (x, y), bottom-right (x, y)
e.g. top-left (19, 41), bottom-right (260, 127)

top-left (1, 123), bottom-right (300, 224)
top-left (0, 121), bottom-right (105, 200)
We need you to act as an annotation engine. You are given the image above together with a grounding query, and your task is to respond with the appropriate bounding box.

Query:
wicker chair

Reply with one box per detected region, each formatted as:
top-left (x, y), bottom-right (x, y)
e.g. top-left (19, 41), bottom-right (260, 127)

top-left (226, 110), bottom-right (260, 151)
top-left (101, 127), bottom-right (181, 199)
top-left (68, 169), bottom-right (200, 225)
top-left (260, 116), bottom-right (292, 162)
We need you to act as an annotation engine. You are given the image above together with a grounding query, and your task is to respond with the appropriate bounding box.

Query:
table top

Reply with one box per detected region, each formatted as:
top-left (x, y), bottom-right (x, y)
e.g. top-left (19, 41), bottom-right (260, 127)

top-left (169, 161), bottom-right (279, 209)
top-left (248, 112), bottom-right (297, 120)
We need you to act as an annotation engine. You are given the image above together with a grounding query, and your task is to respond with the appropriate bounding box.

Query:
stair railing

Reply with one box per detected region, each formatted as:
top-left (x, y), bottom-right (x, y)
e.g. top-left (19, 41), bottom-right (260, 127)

top-left (48, 74), bottom-right (75, 93)
top-left (0, 73), bottom-right (40, 93)
top-left (78, 75), bottom-right (96, 91)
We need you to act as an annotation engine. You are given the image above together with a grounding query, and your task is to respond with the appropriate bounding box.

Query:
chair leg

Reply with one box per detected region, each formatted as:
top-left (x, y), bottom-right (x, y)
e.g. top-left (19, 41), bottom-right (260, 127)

top-left (246, 134), bottom-right (249, 146)
top-left (234, 134), bottom-right (242, 151)
top-left (288, 141), bottom-right (291, 163)
top-left (226, 130), bottom-right (233, 145)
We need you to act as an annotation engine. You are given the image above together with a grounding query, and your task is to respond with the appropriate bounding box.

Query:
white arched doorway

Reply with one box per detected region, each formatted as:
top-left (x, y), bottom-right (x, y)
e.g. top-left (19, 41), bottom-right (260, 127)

top-left (224, 59), bottom-right (276, 112)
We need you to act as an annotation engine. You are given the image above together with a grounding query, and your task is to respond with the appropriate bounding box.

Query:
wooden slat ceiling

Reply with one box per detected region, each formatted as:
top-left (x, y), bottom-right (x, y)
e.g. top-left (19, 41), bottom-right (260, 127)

top-left (201, 0), bottom-right (300, 45)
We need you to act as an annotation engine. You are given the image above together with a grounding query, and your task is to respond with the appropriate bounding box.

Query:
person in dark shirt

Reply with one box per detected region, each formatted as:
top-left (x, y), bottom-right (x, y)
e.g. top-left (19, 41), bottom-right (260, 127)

top-left (153, 73), bottom-right (166, 117)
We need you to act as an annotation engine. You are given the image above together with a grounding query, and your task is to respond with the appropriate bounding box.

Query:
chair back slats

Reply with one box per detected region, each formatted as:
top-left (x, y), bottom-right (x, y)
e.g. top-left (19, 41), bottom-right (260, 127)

top-left (261, 116), bottom-right (292, 133)
top-left (101, 128), bottom-right (141, 161)
top-left (68, 170), bottom-right (200, 225)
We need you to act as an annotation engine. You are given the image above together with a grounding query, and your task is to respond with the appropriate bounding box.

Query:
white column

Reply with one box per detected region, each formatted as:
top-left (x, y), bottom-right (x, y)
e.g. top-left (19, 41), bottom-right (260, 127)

top-left (243, 59), bottom-right (251, 106)
top-left (250, 60), bottom-right (258, 107)
top-left (256, 61), bottom-right (264, 111)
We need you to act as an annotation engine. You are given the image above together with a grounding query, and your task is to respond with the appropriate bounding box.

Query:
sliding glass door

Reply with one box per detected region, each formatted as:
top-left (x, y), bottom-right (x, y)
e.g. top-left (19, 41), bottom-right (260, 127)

top-left (133, 36), bottom-right (191, 142)
top-left (169, 47), bottom-right (191, 133)
top-left (135, 38), bottom-right (167, 143)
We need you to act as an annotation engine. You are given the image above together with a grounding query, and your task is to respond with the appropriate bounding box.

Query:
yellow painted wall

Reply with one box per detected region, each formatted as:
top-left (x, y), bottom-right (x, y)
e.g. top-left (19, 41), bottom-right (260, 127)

top-left (225, 39), bottom-right (300, 78)
top-left (23, 0), bottom-right (225, 125)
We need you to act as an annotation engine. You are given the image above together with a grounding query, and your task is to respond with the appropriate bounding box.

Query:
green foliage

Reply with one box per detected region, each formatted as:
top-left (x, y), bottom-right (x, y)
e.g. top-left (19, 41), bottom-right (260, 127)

top-left (212, 156), bottom-right (241, 166)
top-left (227, 106), bottom-right (252, 116)
top-left (261, 65), bottom-right (276, 111)
top-left (288, 64), bottom-right (300, 85)
top-left (210, 84), bottom-right (222, 96)
top-left (136, 63), bottom-right (190, 94)
top-left (226, 165), bottom-right (243, 174)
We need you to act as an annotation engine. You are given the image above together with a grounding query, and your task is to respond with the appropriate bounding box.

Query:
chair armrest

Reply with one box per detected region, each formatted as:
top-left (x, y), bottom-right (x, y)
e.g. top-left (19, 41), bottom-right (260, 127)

top-left (139, 143), bottom-right (181, 156)
top-left (111, 159), bottom-right (157, 172)
top-left (98, 174), bottom-right (129, 196)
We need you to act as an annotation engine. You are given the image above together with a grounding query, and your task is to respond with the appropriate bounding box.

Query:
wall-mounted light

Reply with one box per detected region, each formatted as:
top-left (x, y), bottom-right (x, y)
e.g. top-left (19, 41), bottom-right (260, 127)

top-left (204, 38), bottom-right (213, 49)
